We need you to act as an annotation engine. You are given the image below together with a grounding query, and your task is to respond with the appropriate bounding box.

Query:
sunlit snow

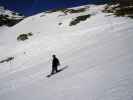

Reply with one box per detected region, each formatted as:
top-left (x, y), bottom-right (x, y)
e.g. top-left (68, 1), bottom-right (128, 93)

top-left (0, 5), bottom-right (133, 100)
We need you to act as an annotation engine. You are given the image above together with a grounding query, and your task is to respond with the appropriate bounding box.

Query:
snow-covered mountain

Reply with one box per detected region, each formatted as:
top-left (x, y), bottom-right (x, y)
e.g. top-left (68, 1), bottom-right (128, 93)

top-left (104, 0), bottom-right (133, 18)
top-left (0, 6), bottom-right (24, 27)
top-left (0, 4), bottom-right (133, 100)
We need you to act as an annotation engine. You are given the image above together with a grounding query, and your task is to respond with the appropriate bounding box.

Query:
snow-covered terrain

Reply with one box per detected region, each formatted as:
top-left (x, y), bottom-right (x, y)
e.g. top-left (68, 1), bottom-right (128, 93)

top-left (0, 6), bottom-right (24, 28)
top-left (0, 4), bottom-right (133, 100)
top-left (0, 6), bottom-right (23, 19)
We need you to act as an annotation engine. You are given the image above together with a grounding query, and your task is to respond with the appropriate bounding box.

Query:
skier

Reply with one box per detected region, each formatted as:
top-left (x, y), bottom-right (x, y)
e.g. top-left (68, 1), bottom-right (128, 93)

top-left (51, 54), bottom-right (60, 74)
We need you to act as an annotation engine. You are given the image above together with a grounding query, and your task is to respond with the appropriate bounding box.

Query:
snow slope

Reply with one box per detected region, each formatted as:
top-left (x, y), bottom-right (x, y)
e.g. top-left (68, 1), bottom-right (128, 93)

top-left (0, 4), bottom-right (133, 100)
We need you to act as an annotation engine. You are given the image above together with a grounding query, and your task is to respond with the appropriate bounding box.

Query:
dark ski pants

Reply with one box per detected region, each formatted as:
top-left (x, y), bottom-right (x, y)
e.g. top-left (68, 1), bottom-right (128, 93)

top-left (51, 66), bottom-right (58, 74)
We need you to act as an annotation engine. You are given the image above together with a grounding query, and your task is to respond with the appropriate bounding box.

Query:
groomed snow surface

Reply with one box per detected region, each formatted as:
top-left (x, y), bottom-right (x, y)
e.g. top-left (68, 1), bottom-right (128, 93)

top-left (0, 5), bottom-right (133, 100)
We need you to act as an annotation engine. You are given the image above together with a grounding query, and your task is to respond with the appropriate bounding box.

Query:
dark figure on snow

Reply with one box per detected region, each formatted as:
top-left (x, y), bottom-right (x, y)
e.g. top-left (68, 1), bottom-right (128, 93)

top-left (51, 54), bottom-right (60, 74)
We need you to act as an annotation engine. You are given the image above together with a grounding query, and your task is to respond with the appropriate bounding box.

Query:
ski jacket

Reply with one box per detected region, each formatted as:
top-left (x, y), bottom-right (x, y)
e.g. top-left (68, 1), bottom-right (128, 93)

top-left (52, 57), bottom-right (60, 67)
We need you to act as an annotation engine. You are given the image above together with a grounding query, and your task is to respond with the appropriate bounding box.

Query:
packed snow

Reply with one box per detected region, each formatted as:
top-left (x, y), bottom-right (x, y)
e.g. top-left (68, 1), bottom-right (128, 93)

top-left (0, 4), bottom-right (133, 100)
